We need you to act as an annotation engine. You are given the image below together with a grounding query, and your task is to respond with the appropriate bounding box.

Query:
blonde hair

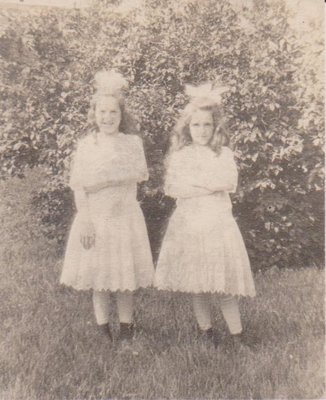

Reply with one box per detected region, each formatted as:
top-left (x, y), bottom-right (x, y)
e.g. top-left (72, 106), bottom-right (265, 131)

top-left (170, 98), bottom-right (229, 156)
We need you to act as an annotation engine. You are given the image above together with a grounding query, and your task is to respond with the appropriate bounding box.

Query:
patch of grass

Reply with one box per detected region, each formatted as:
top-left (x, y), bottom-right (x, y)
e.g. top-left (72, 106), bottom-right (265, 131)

top-left (0, 171), bottom-right (324, 399)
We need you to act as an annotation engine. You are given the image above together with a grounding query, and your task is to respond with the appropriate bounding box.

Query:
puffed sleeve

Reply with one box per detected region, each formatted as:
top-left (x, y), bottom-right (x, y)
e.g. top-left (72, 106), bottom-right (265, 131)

top-left (133, 136), bottom-right (149, 182)
top-left (69, 142), bottom-right (83, 191)
top-left (223, 147), bottom-right (238, 193)
top-left (199, 147), bottom-right (238, 193)
top-left (164, 153), bottom-right (181, 197)
top-left (69, 141), bottom-right (90, 214)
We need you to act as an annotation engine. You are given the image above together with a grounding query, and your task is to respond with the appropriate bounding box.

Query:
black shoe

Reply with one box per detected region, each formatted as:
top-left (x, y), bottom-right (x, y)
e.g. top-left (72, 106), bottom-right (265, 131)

top-left (119, 322), bottom-right (134, 341)
top-left (98, 323), bottom-right (113, 341)
top-left (198, 327), bottom-right (219, 347)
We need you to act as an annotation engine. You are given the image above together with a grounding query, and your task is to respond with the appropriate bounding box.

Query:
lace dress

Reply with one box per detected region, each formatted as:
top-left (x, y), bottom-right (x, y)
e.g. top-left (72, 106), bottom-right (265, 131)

top-left (60, 133), bottom-right (154, 291)
top-left (154, 145), bottom-right (256, 296)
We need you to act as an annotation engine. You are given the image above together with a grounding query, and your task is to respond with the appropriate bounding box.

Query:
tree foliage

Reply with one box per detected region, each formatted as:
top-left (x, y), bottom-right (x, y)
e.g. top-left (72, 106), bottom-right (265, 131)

top-left (0, 0), bottom-right (323, 268)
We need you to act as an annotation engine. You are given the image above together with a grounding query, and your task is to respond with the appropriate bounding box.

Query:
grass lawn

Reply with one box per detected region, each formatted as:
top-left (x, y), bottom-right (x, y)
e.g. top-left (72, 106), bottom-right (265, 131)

top-left (0, 172), bottom-right (324, 400)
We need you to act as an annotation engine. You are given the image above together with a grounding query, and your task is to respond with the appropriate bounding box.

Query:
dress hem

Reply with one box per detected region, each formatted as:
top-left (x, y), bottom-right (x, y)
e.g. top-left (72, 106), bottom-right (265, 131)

top-left (153, 286), bottom-right (256, 298)
top-left (60, 281), bottom-right (153, 292)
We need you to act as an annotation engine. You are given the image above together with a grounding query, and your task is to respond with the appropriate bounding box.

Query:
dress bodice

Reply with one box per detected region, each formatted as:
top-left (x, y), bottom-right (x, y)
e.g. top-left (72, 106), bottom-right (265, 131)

top-left (69, 132), bottom-right (148, 218)
top-left (70, 132), bottom-right (148, 191)
top-left (165, 145), bottom-right (238, 202)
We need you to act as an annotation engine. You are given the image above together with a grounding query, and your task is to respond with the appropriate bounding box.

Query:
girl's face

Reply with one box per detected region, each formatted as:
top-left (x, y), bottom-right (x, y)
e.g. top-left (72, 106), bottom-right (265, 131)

top-left (189, 109), bottom-right (214, 146)
top-left (95, 96), bottom-right (121, 135)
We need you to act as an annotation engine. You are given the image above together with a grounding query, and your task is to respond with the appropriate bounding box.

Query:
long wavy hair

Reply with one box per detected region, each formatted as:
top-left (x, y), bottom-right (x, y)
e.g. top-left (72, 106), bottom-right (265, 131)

top-left (170, 98), bottom-right (229, 157)
top-left (87, 93), bottom-right (138, 136)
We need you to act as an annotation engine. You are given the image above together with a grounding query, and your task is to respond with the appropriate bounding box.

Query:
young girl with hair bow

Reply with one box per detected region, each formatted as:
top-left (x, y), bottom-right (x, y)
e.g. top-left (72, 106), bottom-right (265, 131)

top-left (155, 83), bottom-right (256, 346)
top-left (61, 71), bottom-right (154, 342)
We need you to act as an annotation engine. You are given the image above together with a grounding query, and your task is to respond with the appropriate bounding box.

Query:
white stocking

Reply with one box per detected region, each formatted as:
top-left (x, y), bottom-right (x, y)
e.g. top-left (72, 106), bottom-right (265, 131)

top-left (220, 295), bottom-right (242, 335)
top-left (92, 290), bottom-right (110, 325)
top-left (116, 291), bottom-right (133, 324)
top-left (192, 293), bottom-right (212, 330)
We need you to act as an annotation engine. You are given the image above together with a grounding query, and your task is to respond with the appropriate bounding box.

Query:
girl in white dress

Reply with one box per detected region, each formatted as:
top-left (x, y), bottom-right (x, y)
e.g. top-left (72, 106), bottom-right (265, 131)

top-left (154, 83), bottom-right (256, 346)
top-left (61, 71), bottom-right (154, 341)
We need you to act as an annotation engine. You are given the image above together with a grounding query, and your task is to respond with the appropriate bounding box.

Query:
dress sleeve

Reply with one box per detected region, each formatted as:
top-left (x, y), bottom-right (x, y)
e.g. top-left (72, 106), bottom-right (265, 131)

top-left (164, 154), bottom-right (180, 197)
top-left (69, 141), bottom-right (84, 191)
top-left (133, 136), bottom-right (149, 182)
top-left (199, 147), bottom-right (238, 193)
top-left (223, 147), bottom-right (238, 193)
top-left (69, 141), bottom-right (90, 215)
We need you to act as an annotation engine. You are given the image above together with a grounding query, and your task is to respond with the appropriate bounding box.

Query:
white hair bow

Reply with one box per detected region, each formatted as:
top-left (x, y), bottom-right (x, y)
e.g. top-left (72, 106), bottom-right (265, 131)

top-left (94, 70), bottom-right (128, 97)
top-left (185, 82), bottom-right (228, 104)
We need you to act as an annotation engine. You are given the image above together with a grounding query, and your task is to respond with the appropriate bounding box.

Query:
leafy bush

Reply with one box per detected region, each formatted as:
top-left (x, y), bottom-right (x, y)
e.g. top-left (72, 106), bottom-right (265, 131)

top-left (0, 0), bottom-right (323, 268)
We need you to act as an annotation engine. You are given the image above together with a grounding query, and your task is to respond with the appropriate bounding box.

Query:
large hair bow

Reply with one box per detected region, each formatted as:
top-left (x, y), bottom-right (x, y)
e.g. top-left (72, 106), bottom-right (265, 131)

top-left (185, 82), bottom-right (228, 105)
top-left (94, 70), bottom-right (128, 97)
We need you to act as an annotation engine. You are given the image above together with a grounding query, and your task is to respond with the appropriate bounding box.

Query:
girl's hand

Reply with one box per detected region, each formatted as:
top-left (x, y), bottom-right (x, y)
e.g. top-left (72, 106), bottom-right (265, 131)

top-left (84, 178), bottom-right (136, 194)
top-left (84, 181), bottom-right (112, 194)
top-left (193, 184), bottom-right (234, 193)
top-left (80, 219), bottom-right (96, 250)
top-left (168, 184), bottom-right (212, 199)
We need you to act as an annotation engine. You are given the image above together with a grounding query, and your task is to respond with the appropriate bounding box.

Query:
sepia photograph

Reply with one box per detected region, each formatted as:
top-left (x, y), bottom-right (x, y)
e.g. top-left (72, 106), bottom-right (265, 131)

top-left (0, 0), bottom-right (324, 399)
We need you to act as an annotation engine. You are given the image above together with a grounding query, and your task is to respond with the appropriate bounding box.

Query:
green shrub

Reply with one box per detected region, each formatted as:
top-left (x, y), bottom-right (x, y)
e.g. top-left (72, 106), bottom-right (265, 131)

top-left (0, 0), bottom-right (323, 269)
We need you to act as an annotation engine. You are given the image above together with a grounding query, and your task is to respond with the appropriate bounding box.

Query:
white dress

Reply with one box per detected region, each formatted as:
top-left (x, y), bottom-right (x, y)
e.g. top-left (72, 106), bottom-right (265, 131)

top-left (154, 145), bottom-right (256, 296)
top-left (60, 133), bottom-right (154, 291)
